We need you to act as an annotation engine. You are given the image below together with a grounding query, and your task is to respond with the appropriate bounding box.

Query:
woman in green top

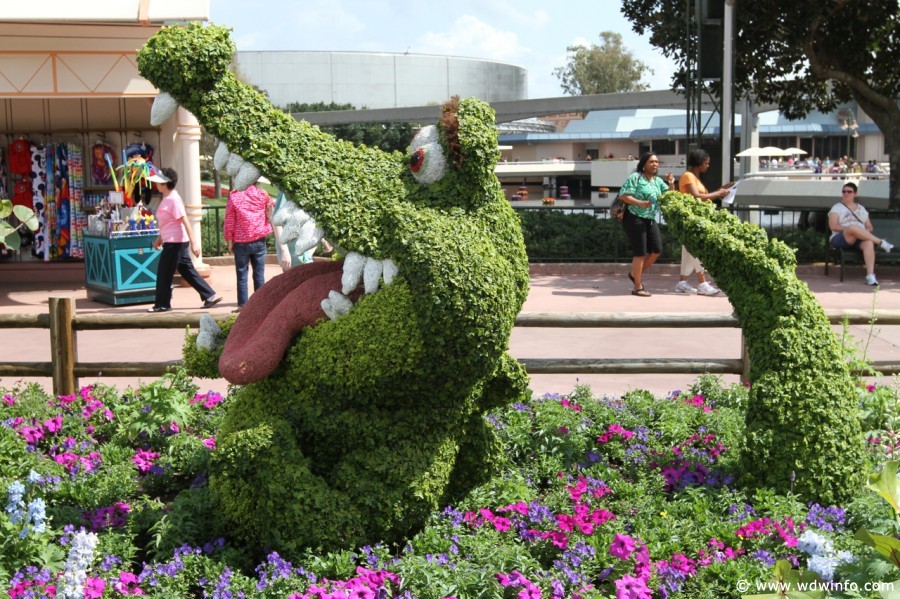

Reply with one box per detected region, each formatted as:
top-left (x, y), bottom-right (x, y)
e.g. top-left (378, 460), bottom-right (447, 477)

top-left (618, 152), bottom-right (675, 297)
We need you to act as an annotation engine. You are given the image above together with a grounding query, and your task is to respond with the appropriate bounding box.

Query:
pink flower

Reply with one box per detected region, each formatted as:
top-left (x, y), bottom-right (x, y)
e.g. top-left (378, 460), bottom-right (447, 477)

top-left (43, 416), bottom-right (63, 433)
top-left (202, 437), bottom-right (216, 450)
top-left (609, 533), bottom-right (636, 560)
top-left (614, 574), bottom-right (652, 599)
top-left (556, 514), bottom-right (576, 532)
top-left (2, 393), bottom-right (16, 406)
top-left (560, 398), bottom-right (582, 412)
top-left (548, 530), bottom-right (568, 549)
top-left (591, 509), bottom-right (615, 525)
top-left (114, 572), bottom-right (144, 595)
top-left (83, 577), bottom-right (106, 599)
top-left (500, 501), bottom-right (528, 515)
top-left (19, 426), bottom-right (45, 444)
top-left (132, 449), bottom-right (159, 473)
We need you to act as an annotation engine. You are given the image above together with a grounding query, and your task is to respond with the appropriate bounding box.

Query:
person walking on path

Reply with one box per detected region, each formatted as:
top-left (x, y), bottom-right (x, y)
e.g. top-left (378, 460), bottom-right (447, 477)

top-left (675, 149), bottom-right (728, 296)
top-left (224, 181), bottom-right (275, 311)
top-left (618, 152), bottom-right (674, 297)
top-left (828, 181), bottom-right (894, 286)
top-left (147, 167), bottom-right (222, 313)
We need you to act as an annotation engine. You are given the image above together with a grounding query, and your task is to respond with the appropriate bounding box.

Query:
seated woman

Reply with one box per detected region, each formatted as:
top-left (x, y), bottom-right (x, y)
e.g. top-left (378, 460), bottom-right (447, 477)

top-left (828, 181), bottom-right (893, 286)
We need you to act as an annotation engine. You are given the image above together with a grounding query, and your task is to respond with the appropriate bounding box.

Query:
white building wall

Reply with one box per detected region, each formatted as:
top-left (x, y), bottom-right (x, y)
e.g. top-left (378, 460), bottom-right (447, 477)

top-left (233, 51), bottom-right (528, 109)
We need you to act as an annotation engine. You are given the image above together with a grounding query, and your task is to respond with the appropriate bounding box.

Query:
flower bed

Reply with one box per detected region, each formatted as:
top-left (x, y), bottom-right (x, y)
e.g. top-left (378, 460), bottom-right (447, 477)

top-left (1, 372), bottom-right (897, 598)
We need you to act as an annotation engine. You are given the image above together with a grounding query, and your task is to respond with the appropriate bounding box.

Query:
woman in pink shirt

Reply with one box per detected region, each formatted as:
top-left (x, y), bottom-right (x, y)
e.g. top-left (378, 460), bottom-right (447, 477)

top-left (147, 167), bottom-right (222, 312)
top-left (224, 181), bottom-right (275, 311)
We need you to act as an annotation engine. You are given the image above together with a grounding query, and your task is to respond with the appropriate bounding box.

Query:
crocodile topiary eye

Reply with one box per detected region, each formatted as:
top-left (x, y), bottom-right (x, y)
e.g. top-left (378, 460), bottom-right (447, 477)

top-left (410, 148), bottom-right (425, 173)
top-left (408, 125), bottom-right (447, 184)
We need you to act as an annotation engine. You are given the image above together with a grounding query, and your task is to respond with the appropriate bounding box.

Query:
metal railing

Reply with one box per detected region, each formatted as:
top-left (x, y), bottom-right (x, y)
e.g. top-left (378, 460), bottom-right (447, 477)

top-left (3, 297), bottom-right (900, 395)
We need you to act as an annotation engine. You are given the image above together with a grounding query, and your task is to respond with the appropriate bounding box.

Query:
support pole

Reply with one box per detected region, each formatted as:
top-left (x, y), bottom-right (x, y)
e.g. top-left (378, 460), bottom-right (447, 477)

top-left (722, 0), bottom-right (735, 184)
top-left (49, 297), bottom-right (77, 396)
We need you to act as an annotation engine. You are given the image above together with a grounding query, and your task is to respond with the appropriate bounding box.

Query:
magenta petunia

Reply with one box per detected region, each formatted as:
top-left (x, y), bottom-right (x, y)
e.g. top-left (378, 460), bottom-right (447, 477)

top-left (614, 574), bottom-right (652, 599)
top-left (609, 533), bottom-right (636, 560)
top-left (83, 577), bottom-right (106, 599)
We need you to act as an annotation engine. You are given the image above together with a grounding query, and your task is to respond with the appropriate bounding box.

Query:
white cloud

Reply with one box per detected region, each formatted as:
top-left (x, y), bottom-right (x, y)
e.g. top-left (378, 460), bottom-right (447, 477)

top-left (287, 0), bottom-right (365, 38)
top-left (416, 15), bottom-right (529, 63)
top-left (485, 0), bottom-right (549, 29)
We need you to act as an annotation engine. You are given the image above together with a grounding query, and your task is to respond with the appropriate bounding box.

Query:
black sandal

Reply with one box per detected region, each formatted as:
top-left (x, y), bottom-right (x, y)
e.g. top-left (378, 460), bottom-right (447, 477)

top-left (631, 288), bottom-right (651, 297)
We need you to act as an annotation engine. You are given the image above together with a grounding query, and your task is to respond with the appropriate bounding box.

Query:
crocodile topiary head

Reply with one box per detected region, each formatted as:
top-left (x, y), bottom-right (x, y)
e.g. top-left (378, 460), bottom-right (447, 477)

top-left (138, 22), bottom-right (530, 552)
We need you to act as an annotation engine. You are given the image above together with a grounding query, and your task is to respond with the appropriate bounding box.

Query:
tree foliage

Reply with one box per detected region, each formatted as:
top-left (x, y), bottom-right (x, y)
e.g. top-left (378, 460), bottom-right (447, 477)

top-left (552, 31), bottom-right (652, 95)
top-left (283, 101), bottom-right (417, 153)
top-left (621, 0), bottom-right (900, 208)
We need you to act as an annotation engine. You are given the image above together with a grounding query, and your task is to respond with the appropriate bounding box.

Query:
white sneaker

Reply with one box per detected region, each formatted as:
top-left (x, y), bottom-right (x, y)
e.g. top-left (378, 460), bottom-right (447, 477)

top-left (866, 273), bottom-right (879, 286)
top-left (882, 240), bottom-right (894, 253)
top-left (697, 282), bottom-right (721, 296)
top-left (674, 280), bottom-right (696, 294)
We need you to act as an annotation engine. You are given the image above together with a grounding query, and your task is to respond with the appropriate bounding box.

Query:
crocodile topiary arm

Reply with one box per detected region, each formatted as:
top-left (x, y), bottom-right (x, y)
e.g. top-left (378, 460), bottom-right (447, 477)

top-left (662, 192), bottom-right (865, 506)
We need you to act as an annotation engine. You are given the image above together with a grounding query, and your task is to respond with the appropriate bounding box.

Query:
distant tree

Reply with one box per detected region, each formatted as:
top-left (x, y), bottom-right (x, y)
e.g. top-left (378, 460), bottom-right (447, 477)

top-left (284, 102), bottom-right (417, 154)
top-left (552, 31), bottom-right (652, 95)
top-left (621, 1), bottom-right (900, 209)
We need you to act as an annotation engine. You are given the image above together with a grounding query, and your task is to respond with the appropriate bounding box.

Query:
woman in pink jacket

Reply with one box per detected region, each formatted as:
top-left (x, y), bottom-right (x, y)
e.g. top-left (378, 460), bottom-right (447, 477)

top-left (224, 181), bottom-right (275, 311)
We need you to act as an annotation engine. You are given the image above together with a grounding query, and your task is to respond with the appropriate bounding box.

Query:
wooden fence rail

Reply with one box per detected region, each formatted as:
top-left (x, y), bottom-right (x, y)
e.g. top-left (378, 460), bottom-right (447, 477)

top-left (3, 297), bottom-right (900, 395)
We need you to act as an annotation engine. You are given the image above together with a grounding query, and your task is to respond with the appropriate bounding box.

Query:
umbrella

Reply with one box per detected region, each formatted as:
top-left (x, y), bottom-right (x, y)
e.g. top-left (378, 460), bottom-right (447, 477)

top-left (735, 146), bottom-right (789, 157)
top-left (783, 147), bottom-right (808, 155)
top-left (735, 147), bottom-right (767, 157)
top-left (760, 146), bottom-right (790, 156)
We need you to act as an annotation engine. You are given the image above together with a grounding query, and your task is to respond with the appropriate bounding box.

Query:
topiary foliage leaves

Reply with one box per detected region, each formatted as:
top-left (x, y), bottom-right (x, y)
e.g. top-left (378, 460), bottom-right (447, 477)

top-left (139, 23), bottom-right (531, 554)
top-left (661, 192), bottom-right (865, 505)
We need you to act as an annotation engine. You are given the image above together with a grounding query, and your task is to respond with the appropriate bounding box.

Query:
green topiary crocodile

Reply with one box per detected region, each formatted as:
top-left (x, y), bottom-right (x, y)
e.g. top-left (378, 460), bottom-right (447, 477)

top-left (661, 192), bottom-right (865, 505)
top-left (137, 23), bottom-right (530, 553)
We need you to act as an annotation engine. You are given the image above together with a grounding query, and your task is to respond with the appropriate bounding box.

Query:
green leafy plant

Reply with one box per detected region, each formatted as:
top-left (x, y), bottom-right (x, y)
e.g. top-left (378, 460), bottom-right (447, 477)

top-left (662, 192), bottom-right (866, 505)
top-left (139, 23), bottom-right (532, 554)
top-left (0, 199), bottom-right (39, 251)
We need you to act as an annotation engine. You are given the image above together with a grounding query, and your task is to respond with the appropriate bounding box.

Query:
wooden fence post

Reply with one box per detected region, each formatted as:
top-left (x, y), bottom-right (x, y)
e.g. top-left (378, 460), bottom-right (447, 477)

top-left (49, 297), bottom-right (77, 396)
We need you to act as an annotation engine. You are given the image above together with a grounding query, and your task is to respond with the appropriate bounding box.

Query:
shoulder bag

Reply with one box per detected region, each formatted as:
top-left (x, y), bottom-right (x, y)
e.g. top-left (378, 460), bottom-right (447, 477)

top-left (610, 194), bottom-right (626, 222)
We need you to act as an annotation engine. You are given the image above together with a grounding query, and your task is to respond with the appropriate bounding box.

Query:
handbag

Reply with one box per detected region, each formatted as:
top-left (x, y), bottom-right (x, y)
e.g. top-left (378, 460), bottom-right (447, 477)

top-left (610, 194), bottom-right (626, 222)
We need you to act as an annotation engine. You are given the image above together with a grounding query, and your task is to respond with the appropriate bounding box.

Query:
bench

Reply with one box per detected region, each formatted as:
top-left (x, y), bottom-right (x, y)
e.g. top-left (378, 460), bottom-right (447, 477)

top-left (824, 217), bottom-right (900, 282)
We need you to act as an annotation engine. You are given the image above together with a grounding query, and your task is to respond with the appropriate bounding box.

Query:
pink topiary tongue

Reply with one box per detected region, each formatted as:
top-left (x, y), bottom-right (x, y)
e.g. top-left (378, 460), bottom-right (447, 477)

top-left (219, 260), bottom-right (359, 385)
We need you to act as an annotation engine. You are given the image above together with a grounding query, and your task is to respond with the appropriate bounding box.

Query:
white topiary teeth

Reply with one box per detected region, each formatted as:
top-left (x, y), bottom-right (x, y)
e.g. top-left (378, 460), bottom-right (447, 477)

top-left (196, 314), bottom-right (223, 352)
top-left (234, 162), bottom-right (261, 190)
top-left (225, 153), bottom-right (244, 177)
top-left (340, 252), bottom-right (400, 296)
top-left (214, 141), bottom-right (230, 171)
top-left (294, 223), bottom-right (324, 256)
top-left (279, 209), bottom-right (311, 244)
top-left (341, 252), bottom-right (366, 295)
top-left (382, 259), bottom-right (399, 285)
top-left (363, 258), bottom-right (383, 294)
top-left (150, 92), bottom-right (179, 126)
top-left (270, 195), bottom-right (401, 320)
top-left (321, 290), bottom-right (353, 321)
top-left (272, 199), bottom-right (301, 227)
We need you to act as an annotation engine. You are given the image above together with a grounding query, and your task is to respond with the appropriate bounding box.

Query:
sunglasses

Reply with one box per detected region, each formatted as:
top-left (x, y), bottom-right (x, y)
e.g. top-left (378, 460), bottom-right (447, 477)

top-left (842, 190), bottom-right (855, 194)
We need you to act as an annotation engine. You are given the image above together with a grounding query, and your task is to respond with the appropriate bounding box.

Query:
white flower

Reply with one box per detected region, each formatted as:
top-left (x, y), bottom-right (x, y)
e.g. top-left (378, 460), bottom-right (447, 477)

top-left (59, 529), bottom-right (99, 599)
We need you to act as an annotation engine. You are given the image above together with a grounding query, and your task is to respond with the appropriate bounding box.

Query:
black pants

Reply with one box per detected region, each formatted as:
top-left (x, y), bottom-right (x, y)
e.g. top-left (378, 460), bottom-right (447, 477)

top-left (154, 242), bottom-right (216, 309)
top-left (622, 209), bottom-right (663, 257)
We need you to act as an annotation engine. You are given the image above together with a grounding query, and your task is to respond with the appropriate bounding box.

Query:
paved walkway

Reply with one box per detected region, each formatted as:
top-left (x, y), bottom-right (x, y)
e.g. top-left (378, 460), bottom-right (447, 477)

top-left (2, 260), bottom-right (899, 398)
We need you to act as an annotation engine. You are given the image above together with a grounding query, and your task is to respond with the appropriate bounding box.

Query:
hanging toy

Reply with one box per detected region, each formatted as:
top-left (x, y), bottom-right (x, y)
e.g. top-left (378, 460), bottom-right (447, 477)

top-left (115, 156), bottom-right (155, 207)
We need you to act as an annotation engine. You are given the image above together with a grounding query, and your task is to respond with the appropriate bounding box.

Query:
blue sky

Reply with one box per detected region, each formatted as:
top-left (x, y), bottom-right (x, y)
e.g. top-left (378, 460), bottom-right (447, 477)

top-left (209, 0), bottom-right (678, 99)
